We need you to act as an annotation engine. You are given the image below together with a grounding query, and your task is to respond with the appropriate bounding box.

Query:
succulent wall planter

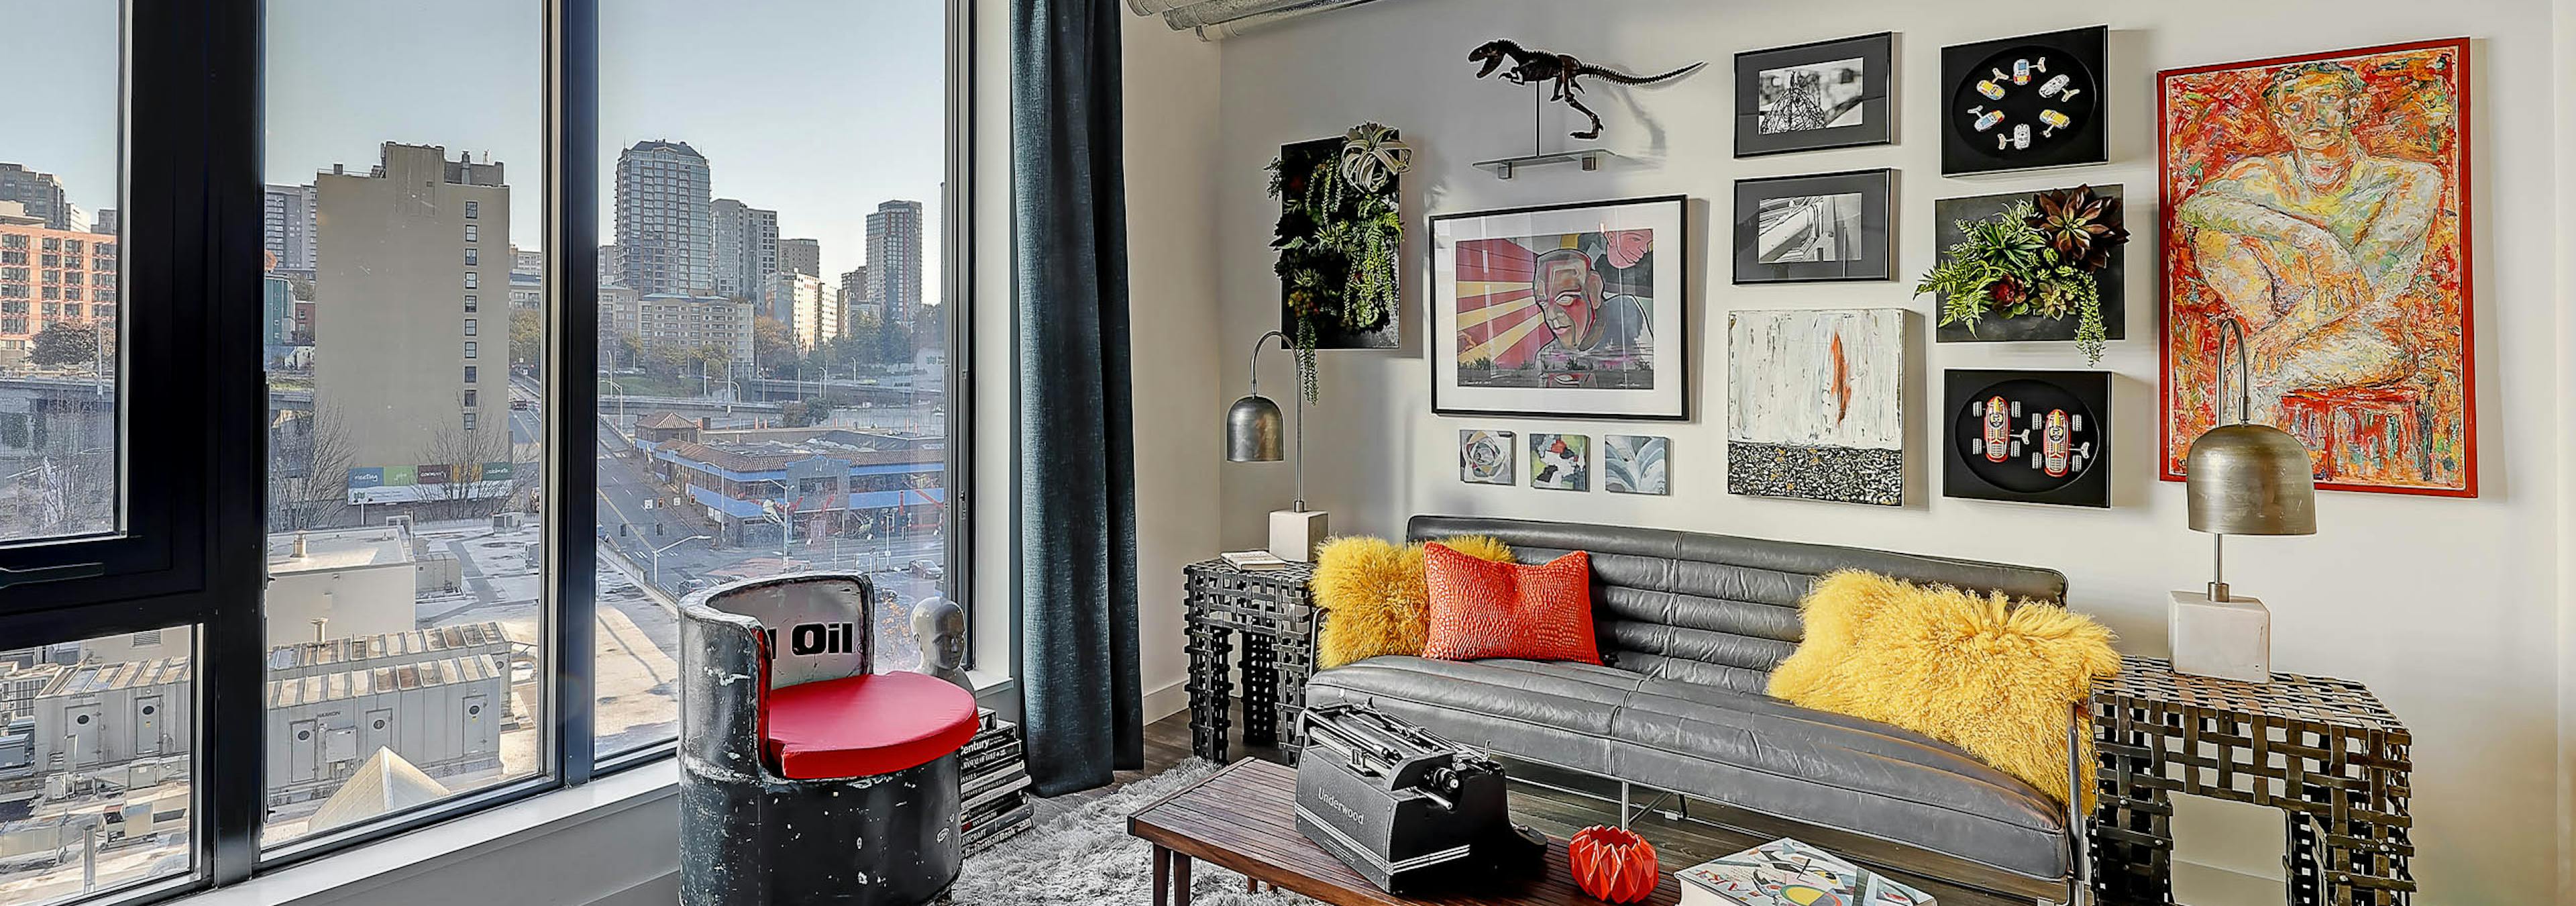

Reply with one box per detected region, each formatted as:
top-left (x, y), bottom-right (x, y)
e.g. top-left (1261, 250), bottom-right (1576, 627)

top-left (1919, 184), bottom-right (2128, 364)
top-left (1269, 124), bottom-right (1411, 399)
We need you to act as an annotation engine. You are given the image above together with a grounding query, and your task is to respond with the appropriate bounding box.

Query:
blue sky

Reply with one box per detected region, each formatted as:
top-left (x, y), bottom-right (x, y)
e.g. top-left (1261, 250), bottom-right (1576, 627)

top-left (11, 1), bottom-right (947, 297)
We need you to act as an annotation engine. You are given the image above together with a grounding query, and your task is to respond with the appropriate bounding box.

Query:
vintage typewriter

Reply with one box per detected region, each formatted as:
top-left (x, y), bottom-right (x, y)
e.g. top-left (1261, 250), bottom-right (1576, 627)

top-left (1294, 703), bottom-right (1546, 893)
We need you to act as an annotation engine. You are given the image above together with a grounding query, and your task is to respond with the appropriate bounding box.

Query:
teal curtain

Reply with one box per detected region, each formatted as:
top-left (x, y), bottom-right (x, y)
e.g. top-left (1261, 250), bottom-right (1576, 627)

top-left (1010, 0), bottom-right (1142, 795)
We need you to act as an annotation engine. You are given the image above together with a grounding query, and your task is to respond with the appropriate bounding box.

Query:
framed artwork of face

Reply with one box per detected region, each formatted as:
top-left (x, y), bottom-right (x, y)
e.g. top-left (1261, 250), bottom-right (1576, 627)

top-left (1430, 195), bottom-right (1688, 420)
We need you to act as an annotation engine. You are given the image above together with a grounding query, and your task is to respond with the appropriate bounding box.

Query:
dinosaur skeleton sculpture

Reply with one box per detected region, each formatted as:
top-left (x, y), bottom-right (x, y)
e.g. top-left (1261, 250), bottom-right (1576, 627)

top-left (1468, 40), bottom-right (1705, 140)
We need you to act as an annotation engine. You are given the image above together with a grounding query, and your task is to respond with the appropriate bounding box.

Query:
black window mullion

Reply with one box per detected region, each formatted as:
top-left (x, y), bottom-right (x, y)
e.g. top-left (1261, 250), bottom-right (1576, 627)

top-left (196, 0), bottom-right (265, 887)
top-left (550, 0), bottom-right (600, 785)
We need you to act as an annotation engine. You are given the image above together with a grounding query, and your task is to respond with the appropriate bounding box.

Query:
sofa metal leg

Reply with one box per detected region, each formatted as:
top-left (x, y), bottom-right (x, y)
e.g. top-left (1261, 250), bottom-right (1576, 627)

top-left (1617, 779), bottom-right (1632, 829)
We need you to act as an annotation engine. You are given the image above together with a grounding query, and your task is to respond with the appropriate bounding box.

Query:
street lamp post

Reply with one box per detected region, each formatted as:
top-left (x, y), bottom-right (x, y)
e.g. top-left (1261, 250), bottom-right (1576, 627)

top-left (649, 534), bottom-right (710, 587)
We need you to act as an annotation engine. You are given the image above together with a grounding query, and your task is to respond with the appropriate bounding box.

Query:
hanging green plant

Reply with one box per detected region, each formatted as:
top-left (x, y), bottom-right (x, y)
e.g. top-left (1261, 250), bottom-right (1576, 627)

top-left (1268, 123), bottom-right (1410, 401)
top-left (1915, 185), bottom-right (2128, 365)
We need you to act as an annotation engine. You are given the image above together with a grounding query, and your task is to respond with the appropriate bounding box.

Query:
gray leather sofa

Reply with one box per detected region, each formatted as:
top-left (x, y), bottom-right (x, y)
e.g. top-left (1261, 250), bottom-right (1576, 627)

top-left (1303, 515), bottom-right (2084, 905)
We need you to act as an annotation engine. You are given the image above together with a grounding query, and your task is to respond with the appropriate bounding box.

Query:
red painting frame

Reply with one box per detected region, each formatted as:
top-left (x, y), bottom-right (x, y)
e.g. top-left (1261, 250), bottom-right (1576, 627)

top-left (2156, 38), bottom-right (2476, 497)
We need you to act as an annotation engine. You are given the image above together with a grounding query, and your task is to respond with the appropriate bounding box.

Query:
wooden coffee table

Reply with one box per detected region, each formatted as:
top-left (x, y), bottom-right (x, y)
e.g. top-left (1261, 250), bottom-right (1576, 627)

top-left (1128, 758), bottom-right (1679, 906)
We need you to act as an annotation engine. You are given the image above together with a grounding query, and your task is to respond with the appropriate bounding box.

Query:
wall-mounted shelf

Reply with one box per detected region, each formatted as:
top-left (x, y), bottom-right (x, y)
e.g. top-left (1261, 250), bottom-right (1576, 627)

top-left (1472, 149), bottom-right (1615, 179)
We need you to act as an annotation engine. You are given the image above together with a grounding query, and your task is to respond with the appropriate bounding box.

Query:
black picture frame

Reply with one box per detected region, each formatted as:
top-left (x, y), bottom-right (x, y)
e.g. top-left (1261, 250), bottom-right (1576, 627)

top-left (1428, 195), bottom-right (1690, 421)
top-left (1940, 26), bottom-right (2108, 175)
top-left (1732, 168), bottom-right (1893, 284)
top-left (1735, 32), bottom-right (1894, 157)
top-left (1932, 184), bottom-right (2127, 343)
top-left (1942, 368), bottom-right (2112, 507)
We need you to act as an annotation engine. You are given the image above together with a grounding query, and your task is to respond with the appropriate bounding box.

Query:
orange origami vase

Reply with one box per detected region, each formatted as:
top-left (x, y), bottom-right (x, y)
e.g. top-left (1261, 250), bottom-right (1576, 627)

top-left (1567, 825), bottom-right (1658, 903)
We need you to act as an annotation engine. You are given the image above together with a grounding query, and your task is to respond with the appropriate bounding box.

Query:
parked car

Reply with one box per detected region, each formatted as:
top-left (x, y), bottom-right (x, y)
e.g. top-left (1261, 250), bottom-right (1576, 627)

top-left (907, 560), bottom-right (945, 581)
top-left (511, 399), bottom-right (531, 411)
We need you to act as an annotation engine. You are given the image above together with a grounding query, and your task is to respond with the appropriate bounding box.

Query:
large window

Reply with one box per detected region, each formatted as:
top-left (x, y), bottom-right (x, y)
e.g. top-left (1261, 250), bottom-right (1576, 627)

top-left (0, 2), bottom-right (969, 904)
top-left (591, 0), bottom-right (965, 760)
top-left (256, 0), bottom-right (549, 850)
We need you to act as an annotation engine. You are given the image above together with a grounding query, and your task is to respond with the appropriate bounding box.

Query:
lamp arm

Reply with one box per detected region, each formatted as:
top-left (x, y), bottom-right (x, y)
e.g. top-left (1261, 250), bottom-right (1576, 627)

top-left (1246, 330), bottom-right (1288, 397)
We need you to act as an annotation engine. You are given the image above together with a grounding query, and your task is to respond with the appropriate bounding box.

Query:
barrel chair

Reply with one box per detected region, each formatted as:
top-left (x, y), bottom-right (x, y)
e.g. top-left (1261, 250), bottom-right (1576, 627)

top-left (679, 573), bottom-right (981, 906)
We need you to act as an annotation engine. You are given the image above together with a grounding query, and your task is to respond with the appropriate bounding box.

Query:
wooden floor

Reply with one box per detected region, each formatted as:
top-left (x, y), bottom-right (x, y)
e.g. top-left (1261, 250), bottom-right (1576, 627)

top-left (1030, 702), bottom-right (2036, 906)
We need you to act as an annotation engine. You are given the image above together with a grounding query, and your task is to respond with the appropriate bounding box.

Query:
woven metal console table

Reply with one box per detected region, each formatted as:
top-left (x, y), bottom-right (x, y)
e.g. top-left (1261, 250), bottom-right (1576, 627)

top-left (1182, 559), bottom-right (1319, 764)
top-left (2090, 656), bottom-right (2412, 906)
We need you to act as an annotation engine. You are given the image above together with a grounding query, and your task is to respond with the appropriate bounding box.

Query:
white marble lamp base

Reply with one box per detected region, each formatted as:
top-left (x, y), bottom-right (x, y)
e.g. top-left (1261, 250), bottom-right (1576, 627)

top-left (1269, 509), bottom-right (1328, 562)
top-left (2169, 589), bottom-right (2271, 683)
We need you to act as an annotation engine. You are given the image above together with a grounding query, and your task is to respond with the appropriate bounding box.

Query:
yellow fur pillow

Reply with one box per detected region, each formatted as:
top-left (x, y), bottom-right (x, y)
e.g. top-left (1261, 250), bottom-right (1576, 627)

top-left (1768, 570), bottom-right (2118, 809)
top-left (1311, 535), bottom-right (1515, 668)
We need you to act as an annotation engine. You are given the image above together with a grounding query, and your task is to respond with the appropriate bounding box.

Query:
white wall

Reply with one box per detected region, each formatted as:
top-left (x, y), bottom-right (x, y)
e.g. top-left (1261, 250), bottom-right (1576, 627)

top-left (1189, 1), bottom-right (2565, 901)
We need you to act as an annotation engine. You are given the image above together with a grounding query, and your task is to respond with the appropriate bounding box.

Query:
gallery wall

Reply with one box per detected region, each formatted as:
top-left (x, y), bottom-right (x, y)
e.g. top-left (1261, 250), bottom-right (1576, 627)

top-left (1201, 0), bottom-right (2565, 900)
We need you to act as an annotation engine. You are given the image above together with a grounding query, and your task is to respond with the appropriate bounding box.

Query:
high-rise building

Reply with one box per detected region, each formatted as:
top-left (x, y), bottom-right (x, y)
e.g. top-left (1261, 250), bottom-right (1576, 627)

top-left (597, 244), bottom-right (625, 287)
top-left (0, 203), bottom-right (120, 364)
top-left (864, 200), bottom-right (923, 329)
top-left (264, 183), bottom-right (320, 272)
top-left (0, 164), bottom-right (72, 232)
top-left (710, 199), bottom-right (779, 297)
top-left (761, 271), bottom-right (838, 350)
top-left (91, 209), bottom-right (118, 236)
top-left (779, 237), bottom-right (821, 278)
top-left (839, 266), bottom-right (872, 323)
top-left (613, 140), bottom-right (712, 295)
top-left (313, 143), bottom-right (508, 485)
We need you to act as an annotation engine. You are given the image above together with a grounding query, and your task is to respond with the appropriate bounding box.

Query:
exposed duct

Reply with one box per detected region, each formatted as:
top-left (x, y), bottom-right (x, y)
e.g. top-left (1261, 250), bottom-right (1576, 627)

top-left (1128, 0), bottom-right (1399, 41)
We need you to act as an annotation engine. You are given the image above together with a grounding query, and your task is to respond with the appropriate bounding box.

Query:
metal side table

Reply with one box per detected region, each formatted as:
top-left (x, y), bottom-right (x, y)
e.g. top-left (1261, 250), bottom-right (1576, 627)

top-left (2090, 656), bottom-right (2413, 906)
top-left (1182, 559), bottom-right (1319, 764)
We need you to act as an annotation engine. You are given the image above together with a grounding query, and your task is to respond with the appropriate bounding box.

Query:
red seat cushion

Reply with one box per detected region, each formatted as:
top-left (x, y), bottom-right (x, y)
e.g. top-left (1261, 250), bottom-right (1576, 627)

top-left (763, 670), bottom-right (979, 780)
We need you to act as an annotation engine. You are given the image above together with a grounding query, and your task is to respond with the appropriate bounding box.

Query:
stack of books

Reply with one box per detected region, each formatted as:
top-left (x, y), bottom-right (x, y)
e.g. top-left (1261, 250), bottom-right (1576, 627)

top-left (1220, 550), bottom-right (1292, 571)
top-left (1675, 838), bottom-right (1935, 906)
top-left (959, 708), bottom-right (1033, 855)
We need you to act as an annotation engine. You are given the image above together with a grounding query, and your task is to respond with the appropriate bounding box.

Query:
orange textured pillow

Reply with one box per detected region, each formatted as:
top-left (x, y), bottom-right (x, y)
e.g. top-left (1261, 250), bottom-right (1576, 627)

top-left (1421, 542), bottom-right (1599, 664)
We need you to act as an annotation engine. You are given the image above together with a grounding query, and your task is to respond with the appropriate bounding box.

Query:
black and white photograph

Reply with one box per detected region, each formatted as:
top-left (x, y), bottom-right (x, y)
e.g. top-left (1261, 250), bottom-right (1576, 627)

top-left (1735, 32), bottom-right (1894, 156)
top-left (1758, 57), bottom-right (1866, 134)
top-left (1733, 170), bottom-right (1892, 283)
top-left (1754, 193), bottom-right (1865, 264)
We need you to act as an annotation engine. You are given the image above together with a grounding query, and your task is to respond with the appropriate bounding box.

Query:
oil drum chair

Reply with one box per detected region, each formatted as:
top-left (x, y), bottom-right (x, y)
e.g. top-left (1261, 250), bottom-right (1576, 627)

top-left (679, 572), bottom-right (980, 905)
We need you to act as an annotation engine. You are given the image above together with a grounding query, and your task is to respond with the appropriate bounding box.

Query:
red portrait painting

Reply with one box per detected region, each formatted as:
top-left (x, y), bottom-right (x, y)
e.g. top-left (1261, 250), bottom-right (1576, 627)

top-left (2159, 38), bottom-right (2473, 496)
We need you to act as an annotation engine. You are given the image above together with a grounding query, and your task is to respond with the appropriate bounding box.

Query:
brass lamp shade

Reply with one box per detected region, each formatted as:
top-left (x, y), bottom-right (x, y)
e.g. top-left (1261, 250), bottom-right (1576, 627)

top-left (2186, 423), bottom-right (2317, 536)
top-left (1226, 394), bottom-right (1283, 462)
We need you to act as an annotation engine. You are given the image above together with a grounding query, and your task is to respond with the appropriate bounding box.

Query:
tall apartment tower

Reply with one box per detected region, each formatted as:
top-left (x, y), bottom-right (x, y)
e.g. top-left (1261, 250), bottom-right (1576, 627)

top-left (90, 209), bottom-right (118, 236)
top-left (613, 140), bottom-right (712, 295)
top-left (262, 184), bottom-right (319, 272)
top-left (778, 238), bottom-right (822, 278)
top-left (863, 200), bottom-right (923, 328)
top-left (313, 143), bottom-right (508, 477)
top-left (710, 199), bottom-right (779, 298)
top-left (761, 272), bottom-right (839, 350)
top-left (839, 266), bottom-right (871, 322)
top-left (0, 164), bottom-right (74, 232)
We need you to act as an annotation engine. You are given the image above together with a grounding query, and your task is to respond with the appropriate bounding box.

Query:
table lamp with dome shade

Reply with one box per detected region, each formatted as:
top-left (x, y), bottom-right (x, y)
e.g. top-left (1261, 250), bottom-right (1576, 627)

top-left (1225, 330), bottom-right (1327, 562)
top-left (2171, 319), bottom-right (2317, 683)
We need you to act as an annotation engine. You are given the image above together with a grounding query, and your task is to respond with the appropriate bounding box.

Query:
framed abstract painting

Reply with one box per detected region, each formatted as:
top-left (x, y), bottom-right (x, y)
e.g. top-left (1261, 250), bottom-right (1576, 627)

top-left (1726, 308), bottom-right (1905, 506)
top-left (1430, 196), bottom-right (1688, 420)
top-left (2158, 39), bottom-right (2474, 497)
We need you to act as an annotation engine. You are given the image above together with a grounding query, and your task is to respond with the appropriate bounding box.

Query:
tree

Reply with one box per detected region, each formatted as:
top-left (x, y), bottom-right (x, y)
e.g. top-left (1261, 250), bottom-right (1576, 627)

top-left (269, 403), bottom-right (353, 531)
top-left (777, 400), bottom-right (814, 427)
top-left (753, 316), bottom-right (798, 376)
top-left (28, 321), bottom-right (97, 370)
top-left (510, 307), bottom-right (543, 368)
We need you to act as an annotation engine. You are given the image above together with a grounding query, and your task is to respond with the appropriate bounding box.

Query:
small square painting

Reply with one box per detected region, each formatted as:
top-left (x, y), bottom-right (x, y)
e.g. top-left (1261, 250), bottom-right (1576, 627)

top-left (1458, 429), bottom-right (1515, 485)
top-left (1529, 434), bottom-right (1589, 491)
top-left (1603, 435), bottom-right (1669, 495)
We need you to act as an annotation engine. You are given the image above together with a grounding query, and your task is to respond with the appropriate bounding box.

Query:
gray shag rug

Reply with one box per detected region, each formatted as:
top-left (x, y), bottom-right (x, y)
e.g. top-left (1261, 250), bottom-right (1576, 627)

top-left (947, 759), bottom-right (1311, 905)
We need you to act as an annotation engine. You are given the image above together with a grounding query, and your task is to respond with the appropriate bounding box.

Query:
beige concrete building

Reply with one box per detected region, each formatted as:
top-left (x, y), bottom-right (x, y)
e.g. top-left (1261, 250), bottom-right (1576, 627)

top-left (779, 237), bottom-right (821, 278)
top-left (602, 291), bottom-right (755, 368)
top-left (313, 144), bottom-right (508, 483)
top-left (761, 271), bottom-right (839, 350)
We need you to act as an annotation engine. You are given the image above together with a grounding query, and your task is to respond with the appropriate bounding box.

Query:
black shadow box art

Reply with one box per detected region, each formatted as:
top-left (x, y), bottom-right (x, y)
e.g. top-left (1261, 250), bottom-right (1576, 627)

top-left (1943, 369), bottom-right (2110, 507)
top-left (1941, 26), bottom-right (2106, 175)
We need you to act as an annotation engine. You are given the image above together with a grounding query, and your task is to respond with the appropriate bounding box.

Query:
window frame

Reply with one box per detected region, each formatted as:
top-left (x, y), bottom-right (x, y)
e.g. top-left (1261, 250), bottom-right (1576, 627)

top-left (0, 1), bottom-right (979, 903)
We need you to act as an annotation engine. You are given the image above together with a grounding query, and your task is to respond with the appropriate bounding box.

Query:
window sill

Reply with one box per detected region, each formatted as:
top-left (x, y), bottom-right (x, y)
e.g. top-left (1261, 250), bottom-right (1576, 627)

top-left (183, 760), bottom-right (680, 906)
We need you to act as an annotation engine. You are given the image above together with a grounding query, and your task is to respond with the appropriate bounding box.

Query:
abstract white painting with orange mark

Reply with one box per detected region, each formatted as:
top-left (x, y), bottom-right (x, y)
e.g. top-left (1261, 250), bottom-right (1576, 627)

top-left (1431, 197), bottom-right (1687, 419)
top-left (1727, 308), bottom-right (1904, 505)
